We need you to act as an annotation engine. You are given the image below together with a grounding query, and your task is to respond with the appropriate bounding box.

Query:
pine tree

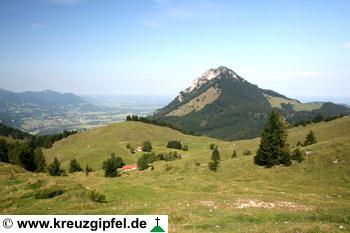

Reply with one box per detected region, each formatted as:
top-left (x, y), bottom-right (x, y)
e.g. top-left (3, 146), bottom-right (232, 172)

top-left (126, 115), bottom-right (131, 121)
top-left (34, 148), bottom-right (46, 172)
top-left (69, 159), bottom-right (83, 173)
top-left (47, 157), bottom-right (64, 176)
top-left (304, 130), bottom-right (317, 146)
top-left (85, 164), bottom-right (93, 176)
top-left (209, 147), bottom-right (220, 171)
top-left (254, 110), bottom-right (291, 167)
top-left (211, 147), bottom-right (220, 161)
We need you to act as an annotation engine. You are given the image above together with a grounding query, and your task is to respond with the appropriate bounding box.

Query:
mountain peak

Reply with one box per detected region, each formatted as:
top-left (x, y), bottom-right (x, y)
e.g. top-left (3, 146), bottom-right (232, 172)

top-left (181, 66), bottom-right (242, 96)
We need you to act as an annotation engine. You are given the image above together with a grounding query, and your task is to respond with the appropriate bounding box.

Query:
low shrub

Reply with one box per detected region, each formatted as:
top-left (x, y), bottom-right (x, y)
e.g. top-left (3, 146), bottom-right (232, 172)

top-left (243, 149), bottom-right (252, 156)
top-left (89, 190), bottom-right (106, 203)
top-left (34, 186), bottom-right (64, 199)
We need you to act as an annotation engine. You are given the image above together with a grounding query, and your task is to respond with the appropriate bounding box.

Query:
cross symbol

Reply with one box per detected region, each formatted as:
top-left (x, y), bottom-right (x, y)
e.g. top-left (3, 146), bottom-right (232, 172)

top-left (155, 217), bottom-right (160, 226)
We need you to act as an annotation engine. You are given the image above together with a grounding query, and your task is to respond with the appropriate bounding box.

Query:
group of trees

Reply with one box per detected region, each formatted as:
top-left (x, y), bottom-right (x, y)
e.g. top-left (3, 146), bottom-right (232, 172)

top-left (125, 115), bottom-right (199, 136)
top-left (167, 140), bottom-right (188, 151)
top-left (293, 114), bottom-right (344, 127)
top-left (0, 123), bottom-right (78, 173)
top-left (0, 139), bottom-right (46, 172)
top-left (0, 123), bottom-right (77, 149)
top-left (254, 110), bottom-right (317, 168)
top-left (137, 151), bottom-right (182, 170)
top-left (47, 157), bottom-right (93, 176)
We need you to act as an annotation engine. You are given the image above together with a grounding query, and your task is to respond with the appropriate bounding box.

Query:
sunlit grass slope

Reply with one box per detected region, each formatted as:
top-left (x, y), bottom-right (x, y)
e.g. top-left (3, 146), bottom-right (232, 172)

top-left (44, 121), bottom-right (227, 170)
top-left (1, 116), bottom-right (350, 232)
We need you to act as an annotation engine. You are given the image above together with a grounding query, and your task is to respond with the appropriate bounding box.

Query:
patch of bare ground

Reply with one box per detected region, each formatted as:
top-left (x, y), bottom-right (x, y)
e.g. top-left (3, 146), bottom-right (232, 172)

top-left (231, 199), bottom-right (313, 211)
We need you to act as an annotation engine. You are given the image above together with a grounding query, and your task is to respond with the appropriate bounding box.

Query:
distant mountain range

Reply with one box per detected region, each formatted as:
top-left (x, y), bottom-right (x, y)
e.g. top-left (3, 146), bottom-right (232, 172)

top-left (0, 89), bottom-right (97, 131)
top-left (0, 88), bottom-right (94, 109)
top-left (0, 89), bottom-right (167, 134)
top-left (150, 66), bottom-right (350, 140)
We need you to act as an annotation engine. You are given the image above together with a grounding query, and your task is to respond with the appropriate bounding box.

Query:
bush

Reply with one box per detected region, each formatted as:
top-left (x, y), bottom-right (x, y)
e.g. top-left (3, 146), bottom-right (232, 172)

top-left (47, 157), bottom-right (64, 176)
top-left (208, 160), bottom-right (219, 171)
top-left (88, 190), bottom-right (106, 203)
top-left (292, 148), bottom-right (304, 163)
top-left (102, 153), bottom-right (125, 177)
top-left (243, 149), bottom-right (252, 156)
top-left (157, 153), bottom-right (165, 160)
top-left (126, 143), bottom-right (131, 149)
top-left (164, 164), bottom-right (174, 171)
top-left (34, 186), bottom-right (64, 199)
top-left (129, 147), bottom-right (135, 154)
top-left (142, 141), bottom-right (152, 152)
top-left (209, 143), bottom-right (216, 150)
top-left (164, 151), bottom-right (182, 161)
top-left (69, 159), bottom-right (83, 173)
top-left (232, 150), bottom-right (237, 158)
top-left (182, 145), bottom-right (188, 151)
top-left (137, 153), bottom-right (158, 170)
top-left (167, 140), bottom-right (182, 150)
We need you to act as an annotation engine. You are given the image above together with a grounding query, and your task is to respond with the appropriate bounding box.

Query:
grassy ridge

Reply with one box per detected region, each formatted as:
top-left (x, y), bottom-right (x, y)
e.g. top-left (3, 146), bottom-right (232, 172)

top-left (1, 117), bottom-right (350, 232)
top-left (44, 121), bottom-right (226, 169)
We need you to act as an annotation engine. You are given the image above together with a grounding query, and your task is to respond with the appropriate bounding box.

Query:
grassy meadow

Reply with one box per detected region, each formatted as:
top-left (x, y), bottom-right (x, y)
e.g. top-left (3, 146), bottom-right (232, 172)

top-left (1, 117), bottom-right (350, 232)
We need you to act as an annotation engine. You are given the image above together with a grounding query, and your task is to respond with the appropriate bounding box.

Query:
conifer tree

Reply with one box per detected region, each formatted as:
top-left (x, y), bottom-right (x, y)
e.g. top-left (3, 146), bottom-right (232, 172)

top-left (304, 130), bottom-right (317, 146)
top-left (69, 159), bottom-right (83, 173)
top-left (254, 110), bottom-right (291, 167)
top-left (48, 157), bottom-right (64, 176)
top-left (34, 148), bottom-right (46, 172)
top-left (211, 147), bottom-right (220, 161)
top-left (85, 164), bottom-right (93, 175)
top-left (209, 147), bottom-right (220, 171)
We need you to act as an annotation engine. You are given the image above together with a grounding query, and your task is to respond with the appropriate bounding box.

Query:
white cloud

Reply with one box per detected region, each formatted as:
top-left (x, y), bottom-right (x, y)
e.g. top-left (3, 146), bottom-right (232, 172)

top-left (344, 42), bottom-right (350, 49)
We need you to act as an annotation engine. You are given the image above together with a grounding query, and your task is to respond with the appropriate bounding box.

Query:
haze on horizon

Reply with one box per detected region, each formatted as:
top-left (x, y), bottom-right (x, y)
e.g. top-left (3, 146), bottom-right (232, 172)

top-left (0, 0), bottom-right (350, 104)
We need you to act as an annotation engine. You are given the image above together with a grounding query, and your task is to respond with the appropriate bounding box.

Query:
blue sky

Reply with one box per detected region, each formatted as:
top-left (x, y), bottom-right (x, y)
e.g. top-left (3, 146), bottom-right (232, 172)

top-left (0, 0), bottom-right (350, 103)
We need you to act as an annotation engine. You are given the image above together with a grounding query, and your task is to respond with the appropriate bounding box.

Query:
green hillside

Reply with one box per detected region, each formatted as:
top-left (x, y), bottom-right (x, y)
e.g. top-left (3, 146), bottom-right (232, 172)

top-left (151, 66), bottom-right (350, 141)
top-left (1, 117), bottom-right (350, 232)
top-left (44, 121), bottom-right (226, 169)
